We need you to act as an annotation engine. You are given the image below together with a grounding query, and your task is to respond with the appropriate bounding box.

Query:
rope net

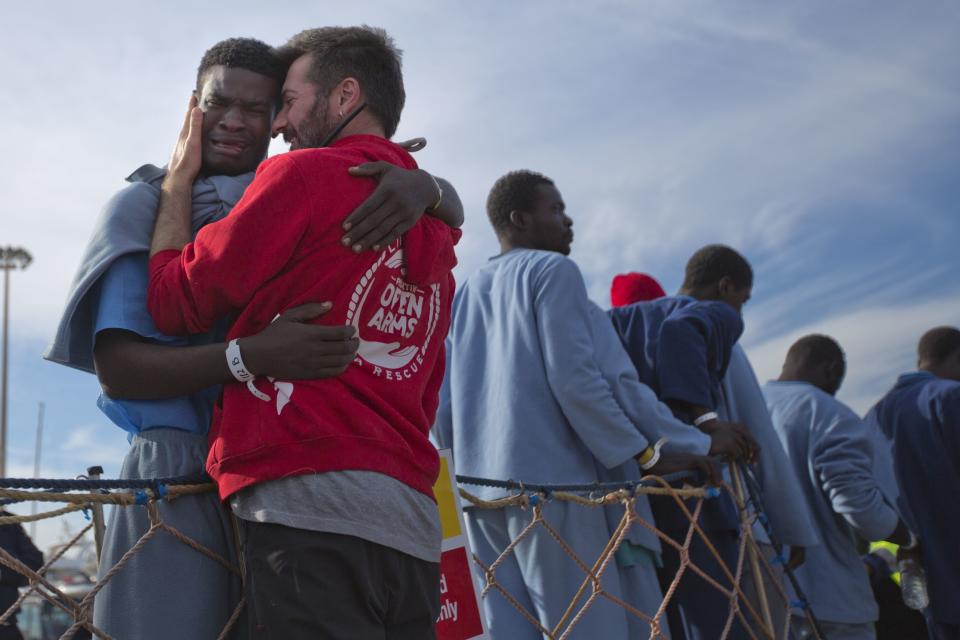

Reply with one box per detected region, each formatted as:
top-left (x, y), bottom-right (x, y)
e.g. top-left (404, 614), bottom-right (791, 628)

top-left (0, 480), bottom-right (242, 640)
top-left (456, 466), bottom-right (823, 640)
top-left (0, 467), bottom-right (821, 640)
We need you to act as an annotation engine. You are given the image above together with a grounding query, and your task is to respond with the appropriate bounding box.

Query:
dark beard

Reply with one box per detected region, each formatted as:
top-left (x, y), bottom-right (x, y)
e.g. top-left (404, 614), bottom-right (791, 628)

top-left (287, 99), bottom-right (338, 150)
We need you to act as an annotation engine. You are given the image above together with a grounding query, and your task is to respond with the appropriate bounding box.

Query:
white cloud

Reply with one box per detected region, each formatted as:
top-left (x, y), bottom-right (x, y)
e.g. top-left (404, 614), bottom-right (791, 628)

top-left (745, 289), bottom-right (960, 415)
top-left (7, 421), bottom-right (126, 478)
top-left (3, 431), bottom-right (121, 556)
top-left (4, 417), bottom-right (128, 551)
top-left (1, 3), bottom-right (956, 343)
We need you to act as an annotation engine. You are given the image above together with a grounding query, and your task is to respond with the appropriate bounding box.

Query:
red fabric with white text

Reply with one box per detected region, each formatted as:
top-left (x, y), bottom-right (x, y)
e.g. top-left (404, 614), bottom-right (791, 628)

top-left (147, 135), bottom-right (459, 500)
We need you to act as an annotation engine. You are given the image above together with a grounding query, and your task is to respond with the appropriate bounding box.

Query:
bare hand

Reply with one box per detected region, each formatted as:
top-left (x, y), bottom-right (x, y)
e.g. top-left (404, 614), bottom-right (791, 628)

top-left (240, 303), bottom-right (359, 380)
top-left (704, 420), bottom-right (760, 462)
top-left (342, 162), bottom-right (439, 252)
top-left (644, 453), bottom-right (723, 486)
top-left (166, 95), bottom-right (203, 188)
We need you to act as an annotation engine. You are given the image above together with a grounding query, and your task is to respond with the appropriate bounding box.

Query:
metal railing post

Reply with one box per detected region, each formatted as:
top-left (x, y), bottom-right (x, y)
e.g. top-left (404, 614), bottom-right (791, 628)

top-left (86, 465), bottom-right (106, 562)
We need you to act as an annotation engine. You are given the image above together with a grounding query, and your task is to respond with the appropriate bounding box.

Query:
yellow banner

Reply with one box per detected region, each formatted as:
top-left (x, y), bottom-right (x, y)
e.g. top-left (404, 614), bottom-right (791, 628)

top-left (434, 454), bottom-right (463, 540)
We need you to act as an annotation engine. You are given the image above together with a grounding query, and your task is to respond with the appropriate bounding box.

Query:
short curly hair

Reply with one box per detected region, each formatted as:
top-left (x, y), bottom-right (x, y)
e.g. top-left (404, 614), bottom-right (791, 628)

top-left (277, 26), bottom-right (404, 138)
top-left (195, 37), bottom-right (285, 92)
top-left (681, 244), bottom-right (753, 291)
top-left (918, 326), bottom-right (960, 366)
top-left (486, 170), bottom-right (555, 236)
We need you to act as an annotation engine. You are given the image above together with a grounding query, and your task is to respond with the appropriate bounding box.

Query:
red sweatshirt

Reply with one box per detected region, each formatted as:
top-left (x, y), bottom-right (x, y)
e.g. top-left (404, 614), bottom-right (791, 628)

top-left (147, 135), bottom-right (458, 500)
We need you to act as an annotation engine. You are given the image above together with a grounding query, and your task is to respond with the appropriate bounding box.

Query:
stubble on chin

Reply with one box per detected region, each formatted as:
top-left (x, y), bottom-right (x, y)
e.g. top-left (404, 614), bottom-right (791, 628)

top-left (295, 101), bottom-right (339, 149)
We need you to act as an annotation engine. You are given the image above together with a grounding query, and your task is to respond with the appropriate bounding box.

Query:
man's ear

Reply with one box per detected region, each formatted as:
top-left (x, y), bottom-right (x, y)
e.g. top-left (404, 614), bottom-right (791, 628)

top-left (335, 77), bottom-right (362, 114)
top-left (716, 275), bottom-right (734, 298)
top-left (508, 210), bottom-right (528, 230)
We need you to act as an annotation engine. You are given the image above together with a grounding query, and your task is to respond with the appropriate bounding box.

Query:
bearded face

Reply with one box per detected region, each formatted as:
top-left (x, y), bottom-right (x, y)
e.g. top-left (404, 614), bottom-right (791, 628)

top-left (273, 53), bottom-right (342, 150)
top-left (281, 95), bottom-right (341, 150)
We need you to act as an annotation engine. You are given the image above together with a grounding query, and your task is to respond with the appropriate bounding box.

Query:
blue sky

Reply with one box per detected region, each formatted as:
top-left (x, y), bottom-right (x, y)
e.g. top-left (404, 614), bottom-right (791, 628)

top-left (1, 1), bottom-right (958, 547)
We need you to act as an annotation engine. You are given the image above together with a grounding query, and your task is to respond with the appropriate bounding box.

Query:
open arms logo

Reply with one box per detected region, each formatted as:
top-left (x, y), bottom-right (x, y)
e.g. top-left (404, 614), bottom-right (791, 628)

top-left (345, 242), bottom-right (441, 380)
top-left (244, 242), bottom-right (439, 411)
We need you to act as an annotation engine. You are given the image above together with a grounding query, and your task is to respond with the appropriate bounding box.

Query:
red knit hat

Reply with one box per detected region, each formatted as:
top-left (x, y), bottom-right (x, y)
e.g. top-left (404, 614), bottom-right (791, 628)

top-left (610, 272), bottom-right (667, 307)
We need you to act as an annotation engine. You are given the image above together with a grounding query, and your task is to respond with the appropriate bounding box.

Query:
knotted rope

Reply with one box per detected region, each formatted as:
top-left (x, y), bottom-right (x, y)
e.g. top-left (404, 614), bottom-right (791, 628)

top-left (0, 470), bottom-right (822, 640)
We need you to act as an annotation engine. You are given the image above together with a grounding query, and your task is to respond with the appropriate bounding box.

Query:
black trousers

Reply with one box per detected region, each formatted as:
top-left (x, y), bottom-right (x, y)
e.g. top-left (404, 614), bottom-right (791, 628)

top-left (244, 522), bottom-right (440, 640)
top-left (655, 527), bottom-right (749, 640)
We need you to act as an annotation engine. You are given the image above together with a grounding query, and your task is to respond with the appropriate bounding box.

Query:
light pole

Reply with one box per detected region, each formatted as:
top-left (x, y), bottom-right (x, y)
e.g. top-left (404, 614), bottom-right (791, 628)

top-left (31, 401), bottom-right (44, 538)
top-left (1, 246), bottom-right (32, 477)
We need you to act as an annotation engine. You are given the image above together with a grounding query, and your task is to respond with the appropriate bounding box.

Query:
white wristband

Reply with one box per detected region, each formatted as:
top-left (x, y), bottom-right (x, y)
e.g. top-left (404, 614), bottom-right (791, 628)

top-left (640, 438), bottom-right (668, 471)
top-left (693, 411), bottom-right (718, 427)
top-left (225, 339), bottom-right (254, 383)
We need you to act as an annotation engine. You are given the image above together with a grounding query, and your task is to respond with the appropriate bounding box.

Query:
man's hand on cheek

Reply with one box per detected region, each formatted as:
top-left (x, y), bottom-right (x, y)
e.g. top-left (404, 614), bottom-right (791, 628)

top-left (341, 162), bottom-right (439, 253)
top-left (151, 95), bottom-right (204, 255)
top-left (166, 94), bottom-right (204, 188)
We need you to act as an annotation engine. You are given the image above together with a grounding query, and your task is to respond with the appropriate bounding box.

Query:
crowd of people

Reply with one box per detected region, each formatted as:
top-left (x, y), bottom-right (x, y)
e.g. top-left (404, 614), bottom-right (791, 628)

top-left (33, 23), bottom-right (957, 640)
top-left (434, 170), bottom-right (958, 640)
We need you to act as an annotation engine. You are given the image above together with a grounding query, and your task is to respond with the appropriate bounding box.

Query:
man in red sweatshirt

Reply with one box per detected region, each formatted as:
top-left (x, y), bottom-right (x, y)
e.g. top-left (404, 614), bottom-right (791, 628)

top-left (147, 26), bottom-right (459, 639)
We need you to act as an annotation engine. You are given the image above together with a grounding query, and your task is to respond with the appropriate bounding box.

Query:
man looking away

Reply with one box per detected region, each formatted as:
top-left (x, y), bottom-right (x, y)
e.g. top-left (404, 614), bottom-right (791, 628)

top-left (764, 335), bottom-right (912, 640)
top-left (609, 264), bottom-right (819, 639)
top-left (867, 326), bottom-right (960, 640)
top-left (607, 245), bottom-right (761, 640)
top-left (435, 170), bottom-right (744, 639)
top-left (682, 249), bottom-right (818, 578)
top-left (147, 27), bottom-right (459, 638)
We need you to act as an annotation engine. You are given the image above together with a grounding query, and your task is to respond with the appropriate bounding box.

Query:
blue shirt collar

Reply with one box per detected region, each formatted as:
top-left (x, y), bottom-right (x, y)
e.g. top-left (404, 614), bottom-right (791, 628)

top-left (898, 370), bottom-right (936, 385)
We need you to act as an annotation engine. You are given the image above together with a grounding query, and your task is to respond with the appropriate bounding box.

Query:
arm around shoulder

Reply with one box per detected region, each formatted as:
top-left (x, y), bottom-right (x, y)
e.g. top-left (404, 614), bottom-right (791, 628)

top-left (96, 303), bottom-right (359, 400)
top-left (94, 329), bottom-right (233, 400)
